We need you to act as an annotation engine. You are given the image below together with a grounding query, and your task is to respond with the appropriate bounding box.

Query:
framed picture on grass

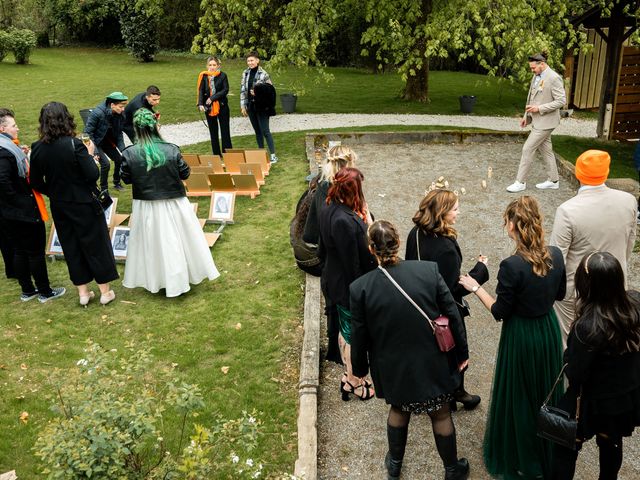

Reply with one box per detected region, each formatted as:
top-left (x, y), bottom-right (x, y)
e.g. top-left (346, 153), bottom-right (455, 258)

top-left (208, 191), bottom-right (235, 222)
top-left (111, 226), bottom-right (130, 259)
top-left (47, 225), bottom-right (64, 255)
top-left (104, 197), bottom-right (118, 228)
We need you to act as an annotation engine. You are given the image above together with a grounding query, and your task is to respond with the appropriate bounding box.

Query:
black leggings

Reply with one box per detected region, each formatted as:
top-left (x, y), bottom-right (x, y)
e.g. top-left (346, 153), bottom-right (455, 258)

top-left (205, 103), bottom-right (232, 156)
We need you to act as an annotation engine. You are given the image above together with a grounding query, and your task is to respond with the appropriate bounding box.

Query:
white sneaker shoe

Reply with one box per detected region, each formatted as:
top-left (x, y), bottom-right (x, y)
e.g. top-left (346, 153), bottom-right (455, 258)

top-left (535, 180), bottom-right (559, 190)
top-left (270, 154), bottom-right (278, 164)
top-left (506, 181), bottom-right (526, 193)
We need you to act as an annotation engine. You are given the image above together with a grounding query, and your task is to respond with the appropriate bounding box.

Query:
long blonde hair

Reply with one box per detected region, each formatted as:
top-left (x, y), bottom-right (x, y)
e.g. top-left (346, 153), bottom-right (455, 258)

top-left (320, 145), bottom-right (358, 183)
top-left (504, 196), bottom-right (551, 276)
top-left (412, 189), bottom-right (458, 238)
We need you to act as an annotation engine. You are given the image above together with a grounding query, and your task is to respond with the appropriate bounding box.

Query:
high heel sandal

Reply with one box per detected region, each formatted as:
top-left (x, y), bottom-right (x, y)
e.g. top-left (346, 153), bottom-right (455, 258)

top-left (79, 291), bottom-right (95, 307)
top-left (340, 378), bottom-right (375, 401)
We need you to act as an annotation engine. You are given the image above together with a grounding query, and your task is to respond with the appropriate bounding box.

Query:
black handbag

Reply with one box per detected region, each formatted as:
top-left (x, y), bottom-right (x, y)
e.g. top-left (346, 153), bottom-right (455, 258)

top-left (536, 363), bottom-right (580, 450)
top-left (94, 187), bottom-right (113, 211)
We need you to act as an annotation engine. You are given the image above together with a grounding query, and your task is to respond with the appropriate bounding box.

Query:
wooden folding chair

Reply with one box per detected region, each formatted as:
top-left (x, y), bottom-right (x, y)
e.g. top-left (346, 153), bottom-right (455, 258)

top-left (244, 149), bottom-right (270, 176)
top-left (198, 155), bottom-right (225, 173)
top-left (231, 174), bottom-right (260, 198)
top-left (191, 165), bottom-right (216, 175)
top-left (223, 152), bottom-right (246, 174)
top-left (224, 149), bottom-right (245, 155)
top-left (208, 173), bottom-right (236, 192)
top-left (182, 153), bottom-right (201, 167)
top-left (184, 172), bottom-right (211, 196)
top-left (239, 163), bottom-right (265, 186)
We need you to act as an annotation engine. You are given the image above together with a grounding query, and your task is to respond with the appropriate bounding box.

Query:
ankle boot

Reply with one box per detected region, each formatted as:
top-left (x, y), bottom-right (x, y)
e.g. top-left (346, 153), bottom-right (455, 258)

top-left (596, 435), bottom-right (622, 480)
top-left (453, 373), bottom-right (481, 410)
top-left (434, 433), bottom-right (469, 480)
top-left (385, 424), bottom-right (408, 480)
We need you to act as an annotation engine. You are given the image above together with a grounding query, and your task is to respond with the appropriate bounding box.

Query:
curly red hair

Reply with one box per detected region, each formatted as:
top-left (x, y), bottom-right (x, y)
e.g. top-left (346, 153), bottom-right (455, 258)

top-left (326, 167), bottom-right (367, 219)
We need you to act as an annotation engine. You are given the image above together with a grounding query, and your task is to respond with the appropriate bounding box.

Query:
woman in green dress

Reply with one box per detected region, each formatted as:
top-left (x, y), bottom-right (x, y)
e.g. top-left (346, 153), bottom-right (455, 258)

top-left (459, 196), bottom-right (566, 479)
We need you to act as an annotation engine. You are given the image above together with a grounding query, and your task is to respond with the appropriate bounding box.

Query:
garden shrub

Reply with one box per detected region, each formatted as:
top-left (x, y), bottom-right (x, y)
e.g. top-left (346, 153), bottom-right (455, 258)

top-left (9, 28), bottom-right (37, 64)
top-left (0, 30), bottom-right (12, 62)
top-left (119, 8), bottom-right (159, 62)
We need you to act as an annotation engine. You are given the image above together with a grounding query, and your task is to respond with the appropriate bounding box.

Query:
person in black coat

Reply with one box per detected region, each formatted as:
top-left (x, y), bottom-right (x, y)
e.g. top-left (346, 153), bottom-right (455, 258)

top-left (0, 108), bottom-right (65, 302)
top-left (351, 220), bottom-right (470, 480)
top-left (405, 189), bottom-right (488, 410)
top-left (197, 57), bottom-right (232, 156)
top-left (84, 91), bottom-right (128, 191)
top-left (318, 167), bottom-right (377, 400)
top-left (30, 102), bottom-right (119, 307)
top-left (552, 252), bottom-right (640, 480)
top-left (123, 85), bottom-right (161, 143)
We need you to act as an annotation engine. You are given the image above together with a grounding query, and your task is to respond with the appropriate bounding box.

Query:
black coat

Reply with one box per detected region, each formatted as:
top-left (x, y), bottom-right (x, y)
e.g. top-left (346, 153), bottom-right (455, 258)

top-left (350, 260), bottom-right (467, 405)
top-left (198, 71), bottom-right (230, 109)
top-left (302, 180), bottom-right (329, 244)
top-left (405, 226), bottom-right (488, 316)
top-left (120, 143), bottom-right (190, 200)
top-left (0, 145), bottom-right (41, 223)
top-left (318, 201), bottom-right (377, 308)
top-left (253, 82), bottom-right (276, 117)
top-left (30, 137), bottom-right (99, 204)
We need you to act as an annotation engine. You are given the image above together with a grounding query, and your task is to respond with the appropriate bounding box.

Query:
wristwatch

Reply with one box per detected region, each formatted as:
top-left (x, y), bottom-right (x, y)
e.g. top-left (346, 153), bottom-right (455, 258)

top-left (472, 285), bottom-right (479, 293)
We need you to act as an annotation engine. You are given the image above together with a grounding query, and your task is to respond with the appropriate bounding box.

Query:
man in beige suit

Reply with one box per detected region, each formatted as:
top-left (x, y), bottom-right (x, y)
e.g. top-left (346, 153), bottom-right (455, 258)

top-left (507, 52), bottom-right (566, 193)
top-left (550, 150), bottom-right (637, 342)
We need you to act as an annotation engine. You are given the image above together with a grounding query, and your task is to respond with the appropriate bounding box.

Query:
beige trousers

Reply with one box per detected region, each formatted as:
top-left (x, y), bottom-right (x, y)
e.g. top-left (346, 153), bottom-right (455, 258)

top-left (516, 127), bottom-right (559, 183)
top-left (553, 296), bottom-right (574, 348)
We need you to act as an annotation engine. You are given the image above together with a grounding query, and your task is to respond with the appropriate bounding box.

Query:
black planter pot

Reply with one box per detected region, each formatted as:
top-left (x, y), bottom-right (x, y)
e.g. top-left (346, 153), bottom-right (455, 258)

top-left (459, 95), bottom-right (476, 114)
top-left (281, 93), bottom-right (298, 113)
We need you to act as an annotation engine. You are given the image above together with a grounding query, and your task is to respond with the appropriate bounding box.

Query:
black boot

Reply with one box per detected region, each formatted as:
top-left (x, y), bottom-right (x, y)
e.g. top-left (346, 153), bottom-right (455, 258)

top-left (385, 424), bottom-right (408, 480)
top-left (551, 444), bottom-right (579, 479)
top-left (452, 372), bottom-right (481, 411)
top-left (596, 435), bottom-right (622, 480)
top-left (434, 433), bottom-right (469, 480)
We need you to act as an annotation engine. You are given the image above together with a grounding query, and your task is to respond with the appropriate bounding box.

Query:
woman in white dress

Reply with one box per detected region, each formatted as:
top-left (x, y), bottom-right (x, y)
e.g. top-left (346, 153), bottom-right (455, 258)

top-left (120, 108), bottom-right (219, 297)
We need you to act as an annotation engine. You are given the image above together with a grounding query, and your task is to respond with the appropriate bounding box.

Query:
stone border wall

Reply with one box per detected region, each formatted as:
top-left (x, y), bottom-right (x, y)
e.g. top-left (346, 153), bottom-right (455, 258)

top-left (293, 130), bottom-right (638, 479)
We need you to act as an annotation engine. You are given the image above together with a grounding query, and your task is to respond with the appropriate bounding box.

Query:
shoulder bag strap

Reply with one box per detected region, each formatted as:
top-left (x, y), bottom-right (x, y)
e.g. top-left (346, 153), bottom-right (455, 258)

top-left (378, 266), bottom-right (434, 333)
top-left (542, 362), bottom-right (582, 419)
top-left (415, 229), bottom-right (421, 261)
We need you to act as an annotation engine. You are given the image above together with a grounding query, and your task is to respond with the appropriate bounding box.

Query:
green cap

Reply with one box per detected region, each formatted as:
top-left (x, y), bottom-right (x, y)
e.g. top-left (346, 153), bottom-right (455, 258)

top-left (106, 91), bottom-right (128, 101)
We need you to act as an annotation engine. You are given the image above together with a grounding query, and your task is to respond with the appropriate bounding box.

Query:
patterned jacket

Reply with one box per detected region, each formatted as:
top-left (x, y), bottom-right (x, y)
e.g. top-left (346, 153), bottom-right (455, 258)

top-left (240, 66), bottom-right (271, 109)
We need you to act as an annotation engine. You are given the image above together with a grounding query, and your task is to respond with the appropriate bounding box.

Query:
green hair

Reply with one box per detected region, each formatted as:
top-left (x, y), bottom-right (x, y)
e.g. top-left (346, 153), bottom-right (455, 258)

top-left (133, 108), bottom-right (166, 171)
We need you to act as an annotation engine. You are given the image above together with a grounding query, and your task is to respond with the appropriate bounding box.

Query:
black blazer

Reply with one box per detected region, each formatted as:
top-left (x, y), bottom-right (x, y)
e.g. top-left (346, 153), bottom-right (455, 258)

top-left (318, 201), bottom-right (377, 308)
top-left (30, 137), bottom-right (99, 204)
top-left (0, 147), bottom-right (41, 223)
top-left (198, 71), bottom-right (230, 109)
top-left (491, 246), bottom-right (566, 321)
top-left (405, 226), bottom-right (488, 314)
top-left (350, 260), bottom-right (467, 405)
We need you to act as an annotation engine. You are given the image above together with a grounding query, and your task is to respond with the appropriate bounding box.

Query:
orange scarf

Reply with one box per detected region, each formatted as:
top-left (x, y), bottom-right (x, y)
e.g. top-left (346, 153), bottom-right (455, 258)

top-left (13, 137), bottom-right (49, 221)
top-left (196, 70), bottom-right (221, 117)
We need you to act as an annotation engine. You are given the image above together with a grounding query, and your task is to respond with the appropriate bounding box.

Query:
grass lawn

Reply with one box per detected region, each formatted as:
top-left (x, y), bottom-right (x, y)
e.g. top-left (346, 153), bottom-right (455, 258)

top-left (0, 46), bottom-right (532, 141)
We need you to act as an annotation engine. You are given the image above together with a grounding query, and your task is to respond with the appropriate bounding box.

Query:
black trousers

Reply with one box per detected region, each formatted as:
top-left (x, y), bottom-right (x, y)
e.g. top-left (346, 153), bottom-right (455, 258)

top-left (50, 200), bottom-right (119, 285)
top-left (0, 217), bottom-right (16, 278)
top-left (4, 219), bottom-right (52, 295)
top-left (206, 104), bottom-right (232, 156)
top-left (97, 143), bottom-right (123, 189)
top-left (247, 106), bottom-right (275, 154)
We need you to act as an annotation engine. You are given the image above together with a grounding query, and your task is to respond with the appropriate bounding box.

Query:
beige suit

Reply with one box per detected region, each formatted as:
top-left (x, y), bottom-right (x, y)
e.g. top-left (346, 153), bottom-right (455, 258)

top-left (550, 185), bottom-right (637, 342)
top-left (516, 67), bottom-right (566, 182)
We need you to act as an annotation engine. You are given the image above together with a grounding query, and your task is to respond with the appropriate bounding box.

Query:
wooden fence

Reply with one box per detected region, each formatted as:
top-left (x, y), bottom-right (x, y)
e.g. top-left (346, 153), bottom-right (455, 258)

top-left (611, 46), bottom-right (640, 141)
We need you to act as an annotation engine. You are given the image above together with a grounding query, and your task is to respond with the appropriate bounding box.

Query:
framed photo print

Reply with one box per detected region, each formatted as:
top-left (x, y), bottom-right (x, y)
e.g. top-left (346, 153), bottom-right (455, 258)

top-left (104, 197), bottom-right (118, 228)
top-left (208, 191), bottom-right (235, 222)
top-left (47, 225), bottom-right (64, 255)
top-left (111, 226), bottom-right (130, 259)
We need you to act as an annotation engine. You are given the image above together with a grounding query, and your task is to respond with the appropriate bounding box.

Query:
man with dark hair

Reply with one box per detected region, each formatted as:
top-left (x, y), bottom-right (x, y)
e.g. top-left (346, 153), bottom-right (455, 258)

top-left (507, 52), bottom-right (566, 193)
top-left (0, 108), bottom-right (65, 302)
top-left (84, 91), bottom-right (129, 191)
top-left (123, 85), bottom-right (161, 142)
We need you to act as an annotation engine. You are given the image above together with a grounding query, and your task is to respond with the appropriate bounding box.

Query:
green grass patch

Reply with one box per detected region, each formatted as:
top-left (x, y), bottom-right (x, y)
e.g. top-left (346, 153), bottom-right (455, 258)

top-left (553, 135), bottom-right (637, 179)
top-left (1, 46), bottom-right (531, 142)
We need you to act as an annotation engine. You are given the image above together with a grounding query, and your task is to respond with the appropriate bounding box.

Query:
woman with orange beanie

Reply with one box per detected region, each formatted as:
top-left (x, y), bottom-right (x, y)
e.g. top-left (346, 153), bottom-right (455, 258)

top-left (197, 56), bottom-right (232, 156)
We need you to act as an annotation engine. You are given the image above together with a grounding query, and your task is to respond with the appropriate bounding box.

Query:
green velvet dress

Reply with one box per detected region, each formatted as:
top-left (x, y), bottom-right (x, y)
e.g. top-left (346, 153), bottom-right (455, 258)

top-left (483, 310), bottom-right (564, 479)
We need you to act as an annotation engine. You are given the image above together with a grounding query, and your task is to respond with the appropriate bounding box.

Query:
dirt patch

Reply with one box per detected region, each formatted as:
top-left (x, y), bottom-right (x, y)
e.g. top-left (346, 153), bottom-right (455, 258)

top-left (316, 138), bottom-right (640, 479)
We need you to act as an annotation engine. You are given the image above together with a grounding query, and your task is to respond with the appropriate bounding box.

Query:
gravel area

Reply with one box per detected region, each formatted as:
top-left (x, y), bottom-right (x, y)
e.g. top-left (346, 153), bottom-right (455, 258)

top-left (316, 140), bottom-right (640, 479)
top-left (160, 114), bottom-right (597, 147)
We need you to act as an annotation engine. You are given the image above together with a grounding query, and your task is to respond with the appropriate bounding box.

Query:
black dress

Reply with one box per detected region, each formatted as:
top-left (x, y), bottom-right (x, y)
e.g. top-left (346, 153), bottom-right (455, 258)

top-left (30, 137), bottom-right (118, 285)
top-left (350, 260), bottom-right (467, 409)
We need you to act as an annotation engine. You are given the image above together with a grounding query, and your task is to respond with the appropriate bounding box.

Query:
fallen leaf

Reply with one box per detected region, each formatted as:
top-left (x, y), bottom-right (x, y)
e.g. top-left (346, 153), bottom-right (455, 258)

top-left (487, 166), bottom-right (493, 178)
top-left (377, 193), bottom-right (386, 198)
top-left (46, 319), bottom-right (52, 324)
top-left (0, 365), bottom-right (6, 370)
top-left (221, 366), bottom-right (230, 374)
top-left (101, 315), bottom-right (108, 320)
top-left (481, 180), bottom-right (487, 189)
top-left (246, 262), bottom-right (252, 266)
top-left (255, 280), bottom-right (260, 284)
top-left (15, 325), bottom-right (21, 330)
top-left (235, 323), bottom-right (242, 330)
top-left (19, 411), bottom-right (29, 424)
top-left (460, 187), bottom-right (466, 195)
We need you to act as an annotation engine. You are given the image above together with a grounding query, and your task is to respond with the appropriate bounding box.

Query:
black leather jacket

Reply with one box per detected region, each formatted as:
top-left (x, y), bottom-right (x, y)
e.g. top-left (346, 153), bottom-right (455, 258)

top-left (120, 143), bottom-right (190, 200)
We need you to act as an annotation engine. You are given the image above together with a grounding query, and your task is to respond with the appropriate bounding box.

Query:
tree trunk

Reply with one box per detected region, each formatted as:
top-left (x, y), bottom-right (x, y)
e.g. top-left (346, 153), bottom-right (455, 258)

top-left (402, 59), bottom-right (430, 102)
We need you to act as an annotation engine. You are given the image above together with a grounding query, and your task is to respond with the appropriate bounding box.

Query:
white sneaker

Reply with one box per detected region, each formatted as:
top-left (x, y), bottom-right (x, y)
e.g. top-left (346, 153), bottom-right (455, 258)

top-left (270, 154), bottom-right (278, 164)
top-left (506, 181), bottom-right (526, 193)
top-left (535, 180), bottom-right (559, 190)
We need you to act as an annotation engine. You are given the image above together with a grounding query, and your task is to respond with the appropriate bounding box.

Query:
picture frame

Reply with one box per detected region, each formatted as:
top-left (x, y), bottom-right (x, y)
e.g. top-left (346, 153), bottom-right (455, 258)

top-left (104, 197), bottom-right (118, 228)
top-left (47, 225), bottom-right (64, 255)
top-left (208, 191), bottom-right (235, 222)
top-left (111, 226), bottom-right (130, 259)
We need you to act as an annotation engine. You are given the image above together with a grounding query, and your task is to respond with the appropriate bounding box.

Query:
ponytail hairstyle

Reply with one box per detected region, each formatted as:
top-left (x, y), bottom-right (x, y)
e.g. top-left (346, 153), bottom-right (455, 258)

top-left (368, 220), bottom-right (400, 267)
top-left (133, 108), bottom-right (166, 171)
top-left (326, 167), bottom-right (367, 220)
top-left (574, 251), bottom-right (640, 353)
top-left (503, 196), bottom-right (551, 276)
top-left (320, 145), bottom-right (358, 183)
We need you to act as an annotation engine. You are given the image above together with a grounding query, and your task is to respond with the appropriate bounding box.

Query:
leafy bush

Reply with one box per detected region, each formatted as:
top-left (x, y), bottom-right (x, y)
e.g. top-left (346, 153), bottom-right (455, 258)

top-left (119, 8), bottom-right (159, 62)
top-left (0, 30), bottom-right (11, 62)
top-left (10, 28), bottom-right (37, 64)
